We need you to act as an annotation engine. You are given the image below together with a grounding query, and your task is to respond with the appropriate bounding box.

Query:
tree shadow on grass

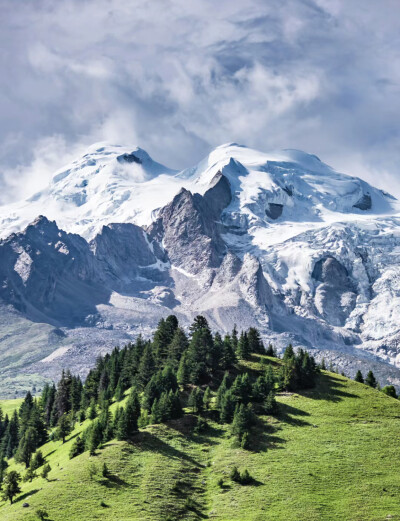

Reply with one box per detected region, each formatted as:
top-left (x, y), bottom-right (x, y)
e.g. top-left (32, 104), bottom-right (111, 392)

top-left (276, 402), bottom-right (312, 427)
top-left (130, 431), bottom-right (203, 469)
top-left (299, 374), bottom-right (360, 402)
top-left (15, 489), bottom-right (40, 503)
top-left (99, 473), bottom-right (130, 489)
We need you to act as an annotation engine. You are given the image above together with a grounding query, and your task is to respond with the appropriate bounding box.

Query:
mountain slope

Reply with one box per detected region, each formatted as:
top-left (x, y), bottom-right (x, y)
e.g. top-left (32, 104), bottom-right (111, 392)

top-left (1, 143), bottom-right (400, 393)
top-left (1, 363), bottom-right (400, 521)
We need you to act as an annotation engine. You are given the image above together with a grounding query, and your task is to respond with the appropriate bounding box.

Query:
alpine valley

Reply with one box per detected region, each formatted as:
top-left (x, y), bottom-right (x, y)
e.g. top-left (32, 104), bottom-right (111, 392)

top-left (2, 142), bottom-right (400, 396)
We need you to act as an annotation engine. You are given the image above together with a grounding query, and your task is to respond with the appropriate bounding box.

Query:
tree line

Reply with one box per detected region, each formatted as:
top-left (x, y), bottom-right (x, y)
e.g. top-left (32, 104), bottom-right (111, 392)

top-left (0, 315), bottom-right (320, 503)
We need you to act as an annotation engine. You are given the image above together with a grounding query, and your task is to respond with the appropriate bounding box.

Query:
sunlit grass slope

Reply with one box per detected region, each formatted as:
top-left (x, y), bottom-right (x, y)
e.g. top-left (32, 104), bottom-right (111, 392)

top-left (1, 356), bottom-right (399, 521)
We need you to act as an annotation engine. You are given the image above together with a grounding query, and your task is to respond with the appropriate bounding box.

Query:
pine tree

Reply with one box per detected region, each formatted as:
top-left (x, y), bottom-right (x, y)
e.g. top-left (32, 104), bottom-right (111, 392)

top-left (203, 387), bottom-right (212, 411)
top-left (138, 343), bottom-right (155, 388)
top-left (355, 370), bottom-right (364, 383)
top-left (150, 398), bottom-right (162, 424)
top-left (41, 463), bottom-right (51, 480)
top-left (247, 327), bottom-right (264, 354)
top-left (264, 391), bottom-right (278, 414)
top-left (167, 327), bottom-right (189, 368)
top-left (23, 467), bottom-right (36, 482)
top-left (365, 370), bottom-right (377, 388)
top-left (177, 351), bottom-right (190, 386)
top-left (231, 403), bottom-right (251, 442)
top-left (221, 334), bottom-right (236, 370)
top-left (116, 410), bottom-right (129, 440)
top-left (220, 390), bottom-right (235, 424)
top-left (237, 331), bottom-right (250, 360)
top-left (15, 427), bottom-right (37, 467)
top-left (124, 391), bottom-right (140, 436)
top-left (216, 373), bottom-right (230, 411)
top-left (114, 379), bottom-right (125, 402)
top-left (57, 413), bottom-right (72, 443)
top-left (265, 343), bottom-right (276, 357)
top-left (1, 471), bottom-right (21, 503)
top-left (88, 399), bottom-right (97, 420)
top-left (283, 344), bottom-right (295, 361)
top-left (0, 452), bottom-right (8, 485)
top-left (30, 450), bottom-right (45, 470)
top-left (188, 388), bottom-right (204, 414)
top-left (69, 436), bottom-right (85, 459)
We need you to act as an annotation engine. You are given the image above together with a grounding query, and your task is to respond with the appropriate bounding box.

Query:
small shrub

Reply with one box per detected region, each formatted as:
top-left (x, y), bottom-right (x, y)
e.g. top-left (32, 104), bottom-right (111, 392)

top-left (102, 463), bottom-right (109, 478)
top-left (87, 462), bottom-right (99, 480)
top-left (230, 466), bottom-right (240, 482)
top-left (217, 477), bottom-right (224, 488)
top-left (100, 501), bottom-right (108, 508)
top-left (240, 469), bottom-right (253, 485)
top-left (36, 508), bottom-right (48, 521)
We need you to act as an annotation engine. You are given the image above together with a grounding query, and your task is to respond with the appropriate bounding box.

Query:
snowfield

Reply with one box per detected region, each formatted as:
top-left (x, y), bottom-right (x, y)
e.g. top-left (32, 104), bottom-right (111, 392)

top-left (1, 142), bottom-right (400, 393)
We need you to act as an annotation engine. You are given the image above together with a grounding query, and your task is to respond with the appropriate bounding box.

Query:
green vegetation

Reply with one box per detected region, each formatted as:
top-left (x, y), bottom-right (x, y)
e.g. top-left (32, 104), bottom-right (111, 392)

top-left (0, 317), bottom-right (399, 520)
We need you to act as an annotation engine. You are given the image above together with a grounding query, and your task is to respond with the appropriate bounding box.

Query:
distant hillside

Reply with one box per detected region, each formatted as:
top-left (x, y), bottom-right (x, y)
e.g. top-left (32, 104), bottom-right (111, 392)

top-left (1, 356), bottom-right (399, 520)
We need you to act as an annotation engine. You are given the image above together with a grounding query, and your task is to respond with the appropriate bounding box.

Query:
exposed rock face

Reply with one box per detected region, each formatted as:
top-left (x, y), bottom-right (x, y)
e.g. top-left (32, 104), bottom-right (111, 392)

top-left (312, 256), bottom-right (357, 326)
top-left (91, 223), bottom-right (168, 288)
top-left (148, 183), bottom-right (229, 274)
top-left (0, 216), bottom-right (105, 326)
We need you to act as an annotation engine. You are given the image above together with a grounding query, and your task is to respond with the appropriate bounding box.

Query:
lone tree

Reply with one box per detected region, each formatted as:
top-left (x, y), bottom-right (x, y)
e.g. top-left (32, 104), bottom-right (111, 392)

top-left (382, 385), bottom-right (397, 399)
top-left (1, 471), bottom-right (21, 504)
top-left (41, 463), bottom-right (51, 481)
top-left (365, 370), bottom-right (377, 388)
top-left (354, 370), bottom-right (364, 383)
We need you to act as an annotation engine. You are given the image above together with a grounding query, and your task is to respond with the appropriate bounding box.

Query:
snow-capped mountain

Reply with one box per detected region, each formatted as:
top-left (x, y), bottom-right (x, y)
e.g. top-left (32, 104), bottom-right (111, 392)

top-left (2, 142), bottom-right (400, 396)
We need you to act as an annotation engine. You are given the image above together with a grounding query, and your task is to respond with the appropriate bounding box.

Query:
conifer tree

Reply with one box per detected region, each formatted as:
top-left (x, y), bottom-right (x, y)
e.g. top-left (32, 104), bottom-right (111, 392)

top-left (216, 372), bottom-right (230, 411)
top-left (231, 403), bottom-right (252, 442)
top-left (264, 391), bottom-right (278, 415)
top-left (41, 463), bottom-right (51, 480)
top-left (237, 331), bottom-right (250, 360)
top-left (355, 370), bottom-right (364, 383)
top-left (265, 343), bottom-right (276, 357)
top-left (69, 436), bottom-right (85, 459)
top-left (30, 450), bottom-right (45, 470)
top-left (1, 470), bottom-right (21, 503)
top-left (247, 327), bottom-right (264, 354)
top-left (124, 391), bottom-right (140, 436)
top-left (57, 413), bottom-right (72, 443)
top-left (220, 389), bottom-right (235, 423)
top-left (167, 327), bottom-right (189, 368)
top-left (203, 387), bottom-right (212, 411)
top-left (365, 370), bottom-right (377, 388)
top-left (138, 343), bottom-right (155, 388)
top-left (15, 427), bottom-right (37, 467)
top-left (177, 352), bottom-right (190, 386)
top-left (221, 334), bottom-right (236, 370)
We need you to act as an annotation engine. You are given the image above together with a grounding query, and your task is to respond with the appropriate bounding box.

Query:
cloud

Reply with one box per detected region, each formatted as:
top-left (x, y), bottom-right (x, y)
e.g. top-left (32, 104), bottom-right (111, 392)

top-left (1, 0), bottom-right (400, 202)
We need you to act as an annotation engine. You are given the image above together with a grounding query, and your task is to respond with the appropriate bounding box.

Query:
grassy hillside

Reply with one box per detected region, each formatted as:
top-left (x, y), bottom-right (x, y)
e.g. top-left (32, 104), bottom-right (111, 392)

top-left (1, 356), bottom-right (400, 521)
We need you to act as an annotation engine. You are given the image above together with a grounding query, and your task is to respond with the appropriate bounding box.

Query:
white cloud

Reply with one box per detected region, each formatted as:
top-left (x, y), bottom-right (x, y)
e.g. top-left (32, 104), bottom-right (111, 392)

top-left (1, 0), bottom-right (400, 201)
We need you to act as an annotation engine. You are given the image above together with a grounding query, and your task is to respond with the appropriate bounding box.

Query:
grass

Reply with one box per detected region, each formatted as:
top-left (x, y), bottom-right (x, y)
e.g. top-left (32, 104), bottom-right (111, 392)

top-left (0, 397), bottom-right (23, 417)
top-left (1, 356), bottom-right (400, 520)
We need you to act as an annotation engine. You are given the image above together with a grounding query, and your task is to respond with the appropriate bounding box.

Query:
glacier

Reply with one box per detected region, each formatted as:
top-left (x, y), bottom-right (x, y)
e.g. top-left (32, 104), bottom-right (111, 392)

top-left (1, 142), bottom-right (400, 395)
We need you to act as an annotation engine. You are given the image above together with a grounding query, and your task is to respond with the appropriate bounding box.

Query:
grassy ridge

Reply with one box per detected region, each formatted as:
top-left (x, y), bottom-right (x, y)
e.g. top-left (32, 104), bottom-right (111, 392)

top-left (1, 356), bottom-right (400, 520)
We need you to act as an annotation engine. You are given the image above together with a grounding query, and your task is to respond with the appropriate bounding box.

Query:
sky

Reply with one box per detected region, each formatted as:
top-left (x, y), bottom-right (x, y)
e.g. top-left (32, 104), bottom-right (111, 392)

top-left (1, 0), bottom-right (400, 203)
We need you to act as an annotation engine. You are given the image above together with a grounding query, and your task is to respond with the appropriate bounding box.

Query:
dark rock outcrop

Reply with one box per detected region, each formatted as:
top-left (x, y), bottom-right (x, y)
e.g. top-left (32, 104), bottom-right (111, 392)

top-left (353, 193), bottom-right (372, 210)
top-left (265, 203), bottom-right (283, 220)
